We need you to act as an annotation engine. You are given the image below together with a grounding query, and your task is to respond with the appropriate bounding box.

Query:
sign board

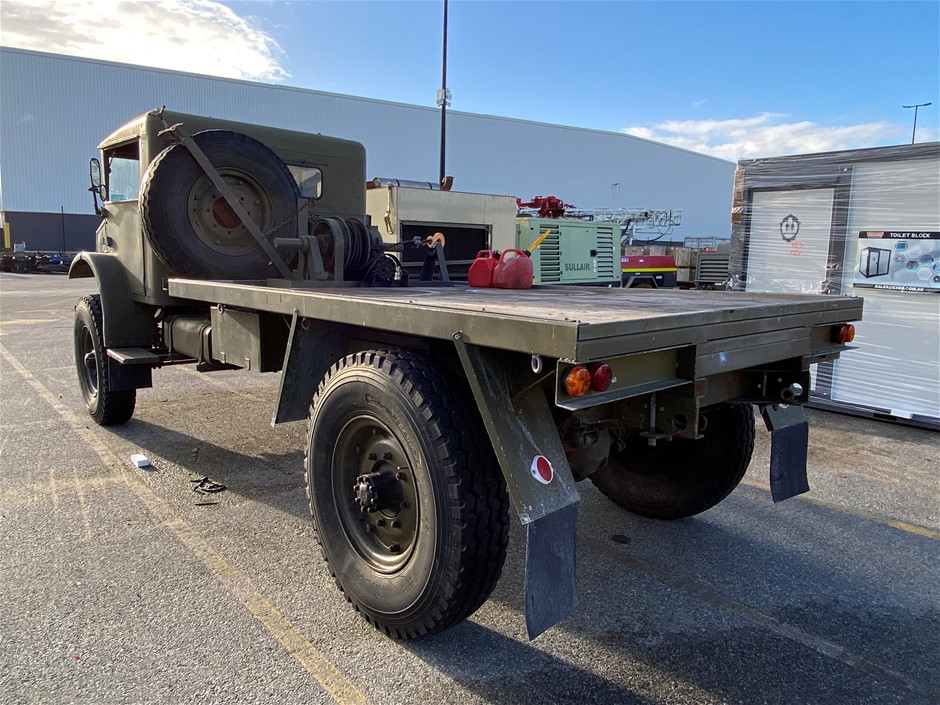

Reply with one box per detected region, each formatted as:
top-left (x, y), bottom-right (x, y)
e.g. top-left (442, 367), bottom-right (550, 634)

top-left (852, 231), bottom-right (940, 293)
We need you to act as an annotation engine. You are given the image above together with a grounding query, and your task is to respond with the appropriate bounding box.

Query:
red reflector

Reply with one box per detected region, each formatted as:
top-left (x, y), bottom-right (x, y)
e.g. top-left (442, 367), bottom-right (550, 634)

top-left (564, 366), bottom-right (592, 397)
top-left (833, 324), bottom-right (856, 344)
top-left (590, 363), bottom-right (613, 392)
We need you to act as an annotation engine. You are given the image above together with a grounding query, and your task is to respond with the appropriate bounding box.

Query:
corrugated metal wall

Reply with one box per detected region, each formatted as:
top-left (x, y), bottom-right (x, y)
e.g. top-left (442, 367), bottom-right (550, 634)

top-left (0, 48), bottom-right (734, 238)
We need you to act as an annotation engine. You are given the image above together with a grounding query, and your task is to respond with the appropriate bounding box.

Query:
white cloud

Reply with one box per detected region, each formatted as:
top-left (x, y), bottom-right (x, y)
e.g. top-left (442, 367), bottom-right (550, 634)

top-left (0, 0), bottom-right (289, 82)
top-left (622, 113), bottom-right (914, 161)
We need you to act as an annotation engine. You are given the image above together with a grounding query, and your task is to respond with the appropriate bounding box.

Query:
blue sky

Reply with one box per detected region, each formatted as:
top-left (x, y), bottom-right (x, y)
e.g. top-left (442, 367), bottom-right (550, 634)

top-left (2, 0), bottom-right (937, 159)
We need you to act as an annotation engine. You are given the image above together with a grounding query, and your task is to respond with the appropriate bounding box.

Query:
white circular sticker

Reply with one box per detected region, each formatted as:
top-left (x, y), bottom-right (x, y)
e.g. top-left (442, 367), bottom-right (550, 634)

top-left (530, 455), bottom-right (554, 484)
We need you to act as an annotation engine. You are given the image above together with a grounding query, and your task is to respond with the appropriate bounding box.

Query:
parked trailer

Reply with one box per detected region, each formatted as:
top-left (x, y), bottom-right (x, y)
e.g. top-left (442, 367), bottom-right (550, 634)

top-left (70, 109), bottom-right (862, 640)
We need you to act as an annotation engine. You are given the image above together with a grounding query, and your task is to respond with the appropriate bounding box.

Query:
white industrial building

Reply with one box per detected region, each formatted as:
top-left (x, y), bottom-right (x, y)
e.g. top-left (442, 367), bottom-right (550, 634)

top-left (0, 47), bottom-right (735, 251)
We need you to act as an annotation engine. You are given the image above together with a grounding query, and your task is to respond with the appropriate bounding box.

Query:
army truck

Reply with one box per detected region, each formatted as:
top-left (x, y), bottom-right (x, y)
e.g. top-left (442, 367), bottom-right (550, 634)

top-left (70, 109), bottom-right (862, 640)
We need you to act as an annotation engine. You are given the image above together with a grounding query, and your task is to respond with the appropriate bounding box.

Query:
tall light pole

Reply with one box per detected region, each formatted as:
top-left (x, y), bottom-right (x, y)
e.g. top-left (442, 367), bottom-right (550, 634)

top-left (902, 102), bottom-right (931, 144)
top-left (437, 0), bottom-right (451, 186)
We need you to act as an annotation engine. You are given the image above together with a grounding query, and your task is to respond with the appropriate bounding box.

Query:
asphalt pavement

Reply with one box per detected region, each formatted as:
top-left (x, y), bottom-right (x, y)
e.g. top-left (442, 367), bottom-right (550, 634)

top-left (1, 273), bottom-right (938, 705)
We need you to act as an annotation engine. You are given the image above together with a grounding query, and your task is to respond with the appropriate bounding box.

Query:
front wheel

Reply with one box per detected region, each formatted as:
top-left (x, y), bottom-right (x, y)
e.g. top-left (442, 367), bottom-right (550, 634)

top-left (305, 349), bottom-right (509, 639)
top-left (591, 403), bottom-right (755, 519)
top-left (74, 295), bottom-right (136, 426)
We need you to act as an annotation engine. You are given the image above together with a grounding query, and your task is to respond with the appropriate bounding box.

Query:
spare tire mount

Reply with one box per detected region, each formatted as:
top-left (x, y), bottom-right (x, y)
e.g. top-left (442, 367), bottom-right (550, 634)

top-left (162, 122), bottom-right (294, 278)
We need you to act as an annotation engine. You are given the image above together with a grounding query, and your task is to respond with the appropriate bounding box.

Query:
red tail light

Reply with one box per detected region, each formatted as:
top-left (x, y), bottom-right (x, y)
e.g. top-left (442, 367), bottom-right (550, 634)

top-left (565, 362), bottom-right (614, 396)
top-left (590, 363), bottom-right (613, 392)
top-left (833, 324), bottom-right (856, 344)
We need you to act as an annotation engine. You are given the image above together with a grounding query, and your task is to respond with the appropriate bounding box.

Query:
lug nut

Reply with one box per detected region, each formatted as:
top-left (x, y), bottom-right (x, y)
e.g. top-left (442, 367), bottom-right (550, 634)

top-left (383, 452), bottom-right (393, 460)
top-left (367, 452), bottom-right (377, 461)
top-left (395, 472), bottom-right (406, 481)
top-left (376, 518), bottom-right (386, 527)
top-left (389, 544), bottom-right (401, 554)
top-left (391, 520), bottom-right (401, 529)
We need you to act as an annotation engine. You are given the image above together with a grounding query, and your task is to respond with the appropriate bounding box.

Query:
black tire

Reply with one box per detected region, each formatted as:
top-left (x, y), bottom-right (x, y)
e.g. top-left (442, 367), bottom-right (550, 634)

top-left (140, 130), bottom-right (300, 279)
top-left (590, 403), bottom-right (755, 520)
top-left (74, 295), bottom-right (136, 426)
top-left (305, 349), bottom-right (509, 639)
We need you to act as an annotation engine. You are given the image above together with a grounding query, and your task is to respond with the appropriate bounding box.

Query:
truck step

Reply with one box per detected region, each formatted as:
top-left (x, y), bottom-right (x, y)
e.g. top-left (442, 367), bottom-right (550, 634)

top-left (106, 347), bottom-right (160, 365)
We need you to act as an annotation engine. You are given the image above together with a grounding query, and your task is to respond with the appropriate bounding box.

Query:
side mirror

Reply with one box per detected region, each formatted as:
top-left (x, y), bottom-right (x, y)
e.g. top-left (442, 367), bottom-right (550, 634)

top-left (88, 157), bottom-right (107, 214)
top-left (89, 158), bottom-right (106, 197)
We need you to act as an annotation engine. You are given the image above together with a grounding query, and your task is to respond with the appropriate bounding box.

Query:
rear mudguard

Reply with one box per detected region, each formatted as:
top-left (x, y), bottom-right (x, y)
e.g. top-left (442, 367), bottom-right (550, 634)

top-left (453, 332), bottom-right (579, 639)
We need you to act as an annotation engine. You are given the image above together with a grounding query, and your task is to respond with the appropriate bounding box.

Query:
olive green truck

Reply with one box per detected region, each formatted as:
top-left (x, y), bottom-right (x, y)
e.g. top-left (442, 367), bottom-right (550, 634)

top-left (70, 109), bottom-right (863, 640)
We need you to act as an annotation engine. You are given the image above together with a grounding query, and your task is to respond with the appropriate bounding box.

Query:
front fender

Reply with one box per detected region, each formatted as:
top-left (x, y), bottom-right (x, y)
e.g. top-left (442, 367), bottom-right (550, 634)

top-left (69, 252), bottom-right (155, 348)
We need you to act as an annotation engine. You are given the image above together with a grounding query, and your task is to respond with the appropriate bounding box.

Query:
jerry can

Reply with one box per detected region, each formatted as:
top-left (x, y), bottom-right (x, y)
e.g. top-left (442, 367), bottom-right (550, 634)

top-left (468, 250), bottom-right (499, 287)
top-left (492, 249), bottom-right (533, 289)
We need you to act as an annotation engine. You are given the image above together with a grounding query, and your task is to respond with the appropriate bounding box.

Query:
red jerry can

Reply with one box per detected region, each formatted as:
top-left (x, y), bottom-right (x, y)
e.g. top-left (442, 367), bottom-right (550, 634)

top-left (492, 249), bottom-right (533, 289)
top-left (468, 250), bottom-right (499, 287)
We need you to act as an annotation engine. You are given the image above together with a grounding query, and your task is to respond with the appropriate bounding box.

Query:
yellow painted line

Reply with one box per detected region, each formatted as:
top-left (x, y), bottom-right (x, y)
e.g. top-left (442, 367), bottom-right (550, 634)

top-left (1, 343), bottom-right (372, 705)
top-left (0, 318), bottom-right (59, 326)
top-left (71, 465), bottom-right (93, 542)
top-left (741, 479), bottom-right (940, 541)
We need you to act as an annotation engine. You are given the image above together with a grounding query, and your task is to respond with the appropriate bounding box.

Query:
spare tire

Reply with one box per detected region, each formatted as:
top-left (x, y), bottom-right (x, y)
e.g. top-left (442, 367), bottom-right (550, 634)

top-left (140, 130), bottom-right (300, 279)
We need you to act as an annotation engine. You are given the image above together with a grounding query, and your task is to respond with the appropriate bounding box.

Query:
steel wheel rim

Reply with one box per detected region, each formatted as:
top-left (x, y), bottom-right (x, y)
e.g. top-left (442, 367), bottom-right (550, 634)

top-left (332, 415), bottom-right (419, 574)
top-left (78, 327), bottom-right (98, 398)
top-left (186, 168), bottom-right (274, 256)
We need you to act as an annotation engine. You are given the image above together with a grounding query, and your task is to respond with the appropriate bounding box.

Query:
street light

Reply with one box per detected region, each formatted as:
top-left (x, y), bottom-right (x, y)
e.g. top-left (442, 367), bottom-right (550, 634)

top-left (902, 102), bottom-right (931, 144)
top-left (438, 0), bottom-right (450, 186)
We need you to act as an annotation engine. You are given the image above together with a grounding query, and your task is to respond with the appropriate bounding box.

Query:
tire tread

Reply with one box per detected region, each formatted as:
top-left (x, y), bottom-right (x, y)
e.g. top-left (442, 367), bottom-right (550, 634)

top-left (591, 403), bottom-right (755, 520)
top-left (304, 348), bottom-right (509, 639)
top-left (75, 295), bottom-right (136, 426)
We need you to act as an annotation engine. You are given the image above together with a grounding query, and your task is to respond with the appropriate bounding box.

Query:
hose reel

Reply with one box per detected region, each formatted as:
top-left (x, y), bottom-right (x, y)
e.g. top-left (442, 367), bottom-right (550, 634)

top-left (274, 216), bottom-right (381, 282)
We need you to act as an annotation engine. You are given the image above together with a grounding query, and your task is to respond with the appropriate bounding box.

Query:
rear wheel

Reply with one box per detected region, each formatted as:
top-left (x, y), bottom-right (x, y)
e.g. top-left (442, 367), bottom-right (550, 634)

top-left (73, 295), bottom-right (136, 426)
top-left (305, 349), bottom-right (509, 639)
top-left (591, 403), bottom-right (754, 519)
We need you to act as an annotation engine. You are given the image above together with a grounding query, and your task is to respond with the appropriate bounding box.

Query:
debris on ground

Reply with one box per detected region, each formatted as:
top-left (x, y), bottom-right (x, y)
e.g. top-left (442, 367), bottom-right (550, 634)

top-left (129, 453), bottom-right (151, 468)
top-left (191, 476), bottom-right (226, 495)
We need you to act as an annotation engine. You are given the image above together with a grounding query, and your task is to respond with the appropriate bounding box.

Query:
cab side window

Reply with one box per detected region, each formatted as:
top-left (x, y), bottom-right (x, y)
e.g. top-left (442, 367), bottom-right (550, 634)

top-left (105, 142), bottom-right (141, 202)
top-left (288, 165), bottom-right (322, 199)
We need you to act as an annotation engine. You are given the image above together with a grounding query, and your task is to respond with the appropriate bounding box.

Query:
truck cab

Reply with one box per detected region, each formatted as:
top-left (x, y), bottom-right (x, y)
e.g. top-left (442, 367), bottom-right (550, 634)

top-left (82, 108), bottom-right (369, 304)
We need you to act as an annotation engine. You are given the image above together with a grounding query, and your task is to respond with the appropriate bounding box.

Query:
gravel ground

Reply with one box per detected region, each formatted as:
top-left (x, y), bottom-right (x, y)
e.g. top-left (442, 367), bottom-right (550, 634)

top-left (1, 274), bottom-right (937, 705)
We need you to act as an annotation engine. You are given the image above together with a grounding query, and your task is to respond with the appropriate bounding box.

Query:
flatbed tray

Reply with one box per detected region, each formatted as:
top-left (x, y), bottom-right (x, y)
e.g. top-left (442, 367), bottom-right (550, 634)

top-left (168, 279), bottom-right (863, 362)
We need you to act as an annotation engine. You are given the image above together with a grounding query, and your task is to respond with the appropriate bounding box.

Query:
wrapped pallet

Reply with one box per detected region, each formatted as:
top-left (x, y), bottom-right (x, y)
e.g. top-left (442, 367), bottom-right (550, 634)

top-left (730, 142), bottom-right (940, 428)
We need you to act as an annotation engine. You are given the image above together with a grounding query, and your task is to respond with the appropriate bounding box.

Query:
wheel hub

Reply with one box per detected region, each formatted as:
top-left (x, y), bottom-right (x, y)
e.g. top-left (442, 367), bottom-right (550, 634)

top-left (353, 470), bottom-right (403, 513)
top-left (187, 170), bottom-right (271, 255)
top-left (332, 419), bottom-right (419, 573)
top-left (81, 341), bottom-right (98, 394)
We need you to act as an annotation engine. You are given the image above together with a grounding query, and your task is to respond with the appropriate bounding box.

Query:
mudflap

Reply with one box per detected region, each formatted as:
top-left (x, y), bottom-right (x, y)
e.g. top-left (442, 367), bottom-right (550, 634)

top-left (453, 333), bottom-right (579, 639)
top-left (761, 404), bottom-right (810, 502)
top-left (272, 311), bottom-right (350, 425)
top-left (525, 503), bottom-right (578, 639)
